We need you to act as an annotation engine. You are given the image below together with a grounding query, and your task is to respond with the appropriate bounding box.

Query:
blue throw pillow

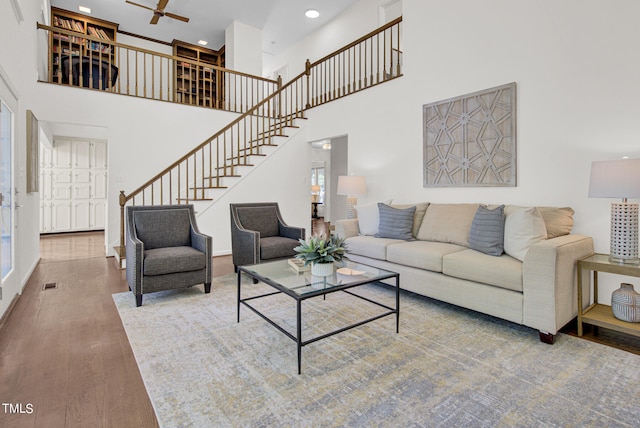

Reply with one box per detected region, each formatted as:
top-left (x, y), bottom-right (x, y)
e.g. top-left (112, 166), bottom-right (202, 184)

top-left (375, 203), bottom-right (416, 240)
top-left (469, 205), bottom-right (505, 256)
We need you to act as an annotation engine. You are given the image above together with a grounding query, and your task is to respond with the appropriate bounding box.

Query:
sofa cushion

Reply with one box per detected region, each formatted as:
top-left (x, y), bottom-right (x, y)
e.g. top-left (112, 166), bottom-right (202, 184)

top-left (345, 235), bottom-right (404, 260)
top-left (375, 203), bottom-right (416, 240)
top-left (260, 236), bottom-right (299, 260)
top-left (416, 203), bottom-right (479, 247)
top-left (503, 206), bottom-right (547, 262)
top-left (538, 206), bottom-right (574, 239)
top-left (469, 205), bottom-right (505, 256)
top-left (236, 206), bottom-right (279, 237)
top-left (134, 208), bottom-right (192, 250)
top-left (443, 249), bottom-right (523, 292)
top-left (392, 202), bottom-right (429, 238)
top-left (143, 246), bottom-right (206, 276)
top-left (387, 241), bottom-right (467, 272)
top-left (355, 199), bottom-right (392, 235)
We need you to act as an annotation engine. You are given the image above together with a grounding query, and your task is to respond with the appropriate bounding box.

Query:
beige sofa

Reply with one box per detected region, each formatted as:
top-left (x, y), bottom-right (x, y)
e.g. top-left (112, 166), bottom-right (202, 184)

top-left (335, 203), bottom-right (594, 343)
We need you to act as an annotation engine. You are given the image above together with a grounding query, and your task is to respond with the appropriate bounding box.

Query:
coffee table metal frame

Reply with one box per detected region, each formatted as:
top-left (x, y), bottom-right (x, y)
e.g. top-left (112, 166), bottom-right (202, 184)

top-left (237, 260), bottom-right (400, 374)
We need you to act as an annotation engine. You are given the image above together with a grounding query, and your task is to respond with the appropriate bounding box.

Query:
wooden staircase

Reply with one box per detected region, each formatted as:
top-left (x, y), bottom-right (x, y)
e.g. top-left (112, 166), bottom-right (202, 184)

top-left (115, 17), bottom-right (403, 267)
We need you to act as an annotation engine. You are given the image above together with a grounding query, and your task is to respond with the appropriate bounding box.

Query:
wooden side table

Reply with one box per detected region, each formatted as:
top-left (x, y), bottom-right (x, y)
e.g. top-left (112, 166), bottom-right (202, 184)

top-left (577, 253), bottom-right (640, 338)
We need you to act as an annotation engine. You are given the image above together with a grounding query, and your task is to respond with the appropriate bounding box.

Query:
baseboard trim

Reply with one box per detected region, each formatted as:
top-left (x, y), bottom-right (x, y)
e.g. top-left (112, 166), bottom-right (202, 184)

top-left (0, 292), bottom-right (21, 334)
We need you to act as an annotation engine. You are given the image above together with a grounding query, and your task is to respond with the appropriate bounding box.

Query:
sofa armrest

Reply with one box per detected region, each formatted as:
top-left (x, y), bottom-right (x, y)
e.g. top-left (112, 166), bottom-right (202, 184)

top-left (125, 227), bottom-right (144, 295)
top-left (522, 234), bottom-right (594, 335)
top-left (279, 224), bottom-right (305, 240)
top-left (334, 219), bottom-right (359, 238)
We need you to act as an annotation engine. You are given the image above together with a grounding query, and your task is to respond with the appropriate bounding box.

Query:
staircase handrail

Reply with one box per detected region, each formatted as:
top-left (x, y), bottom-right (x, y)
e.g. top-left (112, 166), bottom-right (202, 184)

top-left (116, 17), bottom-right (403, 256)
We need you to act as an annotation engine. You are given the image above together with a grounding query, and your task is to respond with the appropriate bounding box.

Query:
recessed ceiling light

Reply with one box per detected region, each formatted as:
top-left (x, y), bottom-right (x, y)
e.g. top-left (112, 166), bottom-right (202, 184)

top-left (78, 5), bottom-right (91, 14)
top-left (197, 40), bottom-right (208, 46)
top-left (305, 9), bottom-right (320, 19)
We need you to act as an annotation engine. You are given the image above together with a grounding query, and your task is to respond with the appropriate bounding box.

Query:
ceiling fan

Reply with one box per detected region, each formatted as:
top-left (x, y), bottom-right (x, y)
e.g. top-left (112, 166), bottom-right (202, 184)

top-left (125, 0), bottom-right (190, 25)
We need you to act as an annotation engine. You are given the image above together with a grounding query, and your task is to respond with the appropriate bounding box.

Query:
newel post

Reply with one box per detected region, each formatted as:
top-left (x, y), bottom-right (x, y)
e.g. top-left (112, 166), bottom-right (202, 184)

top-left (305, 59), bottom-right (311, 109)
top-left (119, 190), bottom-right (126, 253)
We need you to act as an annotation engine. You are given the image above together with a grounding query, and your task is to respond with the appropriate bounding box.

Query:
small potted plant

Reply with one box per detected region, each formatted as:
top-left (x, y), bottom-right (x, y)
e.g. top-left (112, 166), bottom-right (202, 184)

top-left (294, 234), bottom-right (348, 276)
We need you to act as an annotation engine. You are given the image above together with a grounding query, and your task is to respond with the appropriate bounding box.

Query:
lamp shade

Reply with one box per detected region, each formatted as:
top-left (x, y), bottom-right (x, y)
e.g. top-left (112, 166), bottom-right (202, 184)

top-left (337, 175), bottom-right (366, 196)
top-left (588, 158), bottom-right (640, 199)
top-left (311, 185), bottom-right (321, 193)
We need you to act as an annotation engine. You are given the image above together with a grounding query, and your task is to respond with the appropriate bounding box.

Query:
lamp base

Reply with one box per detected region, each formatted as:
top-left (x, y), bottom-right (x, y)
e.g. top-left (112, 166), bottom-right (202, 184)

top-left (610, 202), bottom-right (639, 264)
top-left (608, 255), bottom-right (640, 265)
top-left (346, 197), bottom-right (358, 219)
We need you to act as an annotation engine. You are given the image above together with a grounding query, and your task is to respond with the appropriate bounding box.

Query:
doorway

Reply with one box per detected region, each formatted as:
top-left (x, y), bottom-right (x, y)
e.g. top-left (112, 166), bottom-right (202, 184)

top-left (310, 135), bottom-right (348, 232)
top-left (0, 76), bottom-right (17, 303)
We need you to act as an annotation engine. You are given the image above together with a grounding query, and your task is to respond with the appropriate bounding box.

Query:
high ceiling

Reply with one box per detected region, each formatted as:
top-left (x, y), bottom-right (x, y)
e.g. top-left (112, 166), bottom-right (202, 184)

top-left (50, 0), bottom-right (358, 54)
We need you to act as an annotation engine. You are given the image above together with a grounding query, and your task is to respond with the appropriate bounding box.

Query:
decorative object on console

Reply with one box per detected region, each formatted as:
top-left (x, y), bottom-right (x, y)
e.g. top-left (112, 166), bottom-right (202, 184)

top-left (294, 234), bottom-right (348, 277)
top-left (311, 184), bottom-right (321, 202)
top-left (611, 282), bottom-right (640, 322)
top-left (423, 82), bottom-right (517, 188)
top-left (588, 157), bottom-right (640, 265)
top-left (337, 175), bottom-right (366, 219)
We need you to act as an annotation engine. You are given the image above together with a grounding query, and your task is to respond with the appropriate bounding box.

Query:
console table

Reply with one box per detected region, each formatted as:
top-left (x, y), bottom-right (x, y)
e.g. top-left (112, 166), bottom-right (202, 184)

top-left (577, 253), bottom-right (640, 338)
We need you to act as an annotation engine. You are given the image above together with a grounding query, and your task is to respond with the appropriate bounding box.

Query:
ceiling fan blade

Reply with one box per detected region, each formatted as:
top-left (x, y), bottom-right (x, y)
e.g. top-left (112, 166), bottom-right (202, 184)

top-left (157, 0), bottom-right (169, 11)
top-left (150, 14), bottom-right (160, 25)
top-left (165, 12), bottom-right (190, 23)
top-left (125, 0), bottom-right (154, 11)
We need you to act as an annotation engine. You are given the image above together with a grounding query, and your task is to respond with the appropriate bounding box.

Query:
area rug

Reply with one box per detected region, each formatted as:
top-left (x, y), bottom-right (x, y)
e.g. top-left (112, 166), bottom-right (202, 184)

top-left (113, 274), bottom-right (640, 427)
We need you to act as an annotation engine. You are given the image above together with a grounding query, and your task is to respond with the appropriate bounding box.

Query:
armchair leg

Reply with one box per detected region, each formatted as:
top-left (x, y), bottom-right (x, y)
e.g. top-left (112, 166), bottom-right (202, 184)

top-left (135, 294), bottom-right (143, 307)
top-left (204, 283), bottom-right (211, 293)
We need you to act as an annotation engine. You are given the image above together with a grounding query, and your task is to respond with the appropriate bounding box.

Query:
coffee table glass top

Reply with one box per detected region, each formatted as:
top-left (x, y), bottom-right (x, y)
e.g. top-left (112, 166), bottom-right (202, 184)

top-left (240, 259), bottom-right (397, 297)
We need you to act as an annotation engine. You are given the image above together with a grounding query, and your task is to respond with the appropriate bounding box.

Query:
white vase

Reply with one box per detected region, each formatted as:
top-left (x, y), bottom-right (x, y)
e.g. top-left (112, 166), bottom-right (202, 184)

top-left (311, 262), bottom-right (334, 277)
top-left (611, 283), bottom-right (640, 322)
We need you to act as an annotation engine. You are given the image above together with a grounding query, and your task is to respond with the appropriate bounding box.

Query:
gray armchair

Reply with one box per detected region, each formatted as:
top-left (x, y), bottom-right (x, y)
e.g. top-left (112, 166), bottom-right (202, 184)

top-left (230, 202), bottom-right (305, 271)
top-left (126, 204), bottom-right (212, 307)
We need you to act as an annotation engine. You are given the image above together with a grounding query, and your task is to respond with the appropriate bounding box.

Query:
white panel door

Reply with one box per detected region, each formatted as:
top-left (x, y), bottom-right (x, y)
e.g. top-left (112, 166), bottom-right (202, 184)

top-left (41, 138), bottom-right (108, 233)
top-left (54, 140), bottom-right (72, 168)
top-left (92, 171), bottom-right (107, 199)
top-left (73, 200), bottom-right (91, 230)
top-left (73, 140), bottom-right (91, 169)
top-left (52, 201), bottom-right (72, 232)
top-left (91, 200), bottom-right (107, 229)
top-left (91, 141), bottom-right (107, 169)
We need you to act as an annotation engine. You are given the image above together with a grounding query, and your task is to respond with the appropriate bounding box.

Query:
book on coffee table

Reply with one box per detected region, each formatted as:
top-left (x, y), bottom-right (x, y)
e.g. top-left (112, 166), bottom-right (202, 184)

top-left (288, 258), bottom-right (310, 272)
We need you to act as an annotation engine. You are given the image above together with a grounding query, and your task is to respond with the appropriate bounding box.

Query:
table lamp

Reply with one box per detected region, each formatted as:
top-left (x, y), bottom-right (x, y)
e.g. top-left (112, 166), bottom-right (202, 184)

top-left (311, 185), bottom-right (321, 202)
top-left (588, 157), bottom-right (640, 264)
top-left (337, 175), bottom-right (366, 219)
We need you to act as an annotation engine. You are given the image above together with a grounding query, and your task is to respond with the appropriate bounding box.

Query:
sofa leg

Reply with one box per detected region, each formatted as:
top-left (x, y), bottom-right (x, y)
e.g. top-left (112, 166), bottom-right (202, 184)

top-left (135, 294), bottom-right (143, 307)
top-left (539, 331), bottom-right (555, 344)
top-left (204, 283), bottom-right (211, 293)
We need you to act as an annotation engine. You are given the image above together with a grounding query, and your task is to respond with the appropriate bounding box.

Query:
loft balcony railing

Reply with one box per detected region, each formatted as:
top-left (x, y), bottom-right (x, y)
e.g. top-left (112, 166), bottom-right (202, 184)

top-left (50, 17), bottom-right (403, 258)
top-left (37, 23), bottom-right (280, 114)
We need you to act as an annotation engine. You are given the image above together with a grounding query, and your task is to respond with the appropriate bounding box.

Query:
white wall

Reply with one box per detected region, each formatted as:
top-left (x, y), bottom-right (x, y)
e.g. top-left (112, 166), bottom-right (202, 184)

top-left (291, 0), bottom-right (640, 303)
top-left (263, 0), bottom-right (381, 79)
top-left (225, 21), bottom-right (262, 76)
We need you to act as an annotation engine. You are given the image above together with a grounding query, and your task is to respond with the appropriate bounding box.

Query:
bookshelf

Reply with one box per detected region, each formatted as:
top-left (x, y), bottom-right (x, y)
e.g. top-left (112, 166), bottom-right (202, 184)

top-left (50, 7), bottom-right (118, 89)
top-left (173, 40), bottom-right (225, 108)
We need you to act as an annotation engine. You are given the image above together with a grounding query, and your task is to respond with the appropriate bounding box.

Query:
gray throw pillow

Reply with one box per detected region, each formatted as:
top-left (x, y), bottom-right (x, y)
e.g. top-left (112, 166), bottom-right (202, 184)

top-left (375, 203), bottom-right (416, 240)
top-left (469, 205), bottom-right (505, 256)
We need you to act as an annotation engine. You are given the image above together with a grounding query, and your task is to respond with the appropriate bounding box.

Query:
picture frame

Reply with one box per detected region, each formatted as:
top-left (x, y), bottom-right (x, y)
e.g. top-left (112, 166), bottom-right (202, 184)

top-left (26, 109), bottom-right (39, 193)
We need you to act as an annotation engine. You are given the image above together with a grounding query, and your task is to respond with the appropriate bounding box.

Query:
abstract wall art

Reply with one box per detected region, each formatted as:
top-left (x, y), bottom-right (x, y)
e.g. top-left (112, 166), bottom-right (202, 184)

top-left (423, 82), bottom-right (516, 187)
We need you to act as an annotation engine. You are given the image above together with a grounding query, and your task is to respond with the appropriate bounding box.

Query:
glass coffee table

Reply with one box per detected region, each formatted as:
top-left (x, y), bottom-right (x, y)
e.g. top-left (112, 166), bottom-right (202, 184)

top-left (237, 259), bottom-right (400, 374)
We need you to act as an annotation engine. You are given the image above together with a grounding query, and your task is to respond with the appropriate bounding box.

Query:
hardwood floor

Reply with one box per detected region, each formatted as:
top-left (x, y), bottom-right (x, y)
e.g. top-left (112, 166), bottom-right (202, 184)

top-left (1, 226), bottom-right (636, 426)
top-left (0, 231), bottom-right (233, 428)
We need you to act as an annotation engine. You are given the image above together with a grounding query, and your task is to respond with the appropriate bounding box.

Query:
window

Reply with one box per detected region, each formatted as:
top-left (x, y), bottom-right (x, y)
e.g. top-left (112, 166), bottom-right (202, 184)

top-left (311, 167), bottom-right (325, 203)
